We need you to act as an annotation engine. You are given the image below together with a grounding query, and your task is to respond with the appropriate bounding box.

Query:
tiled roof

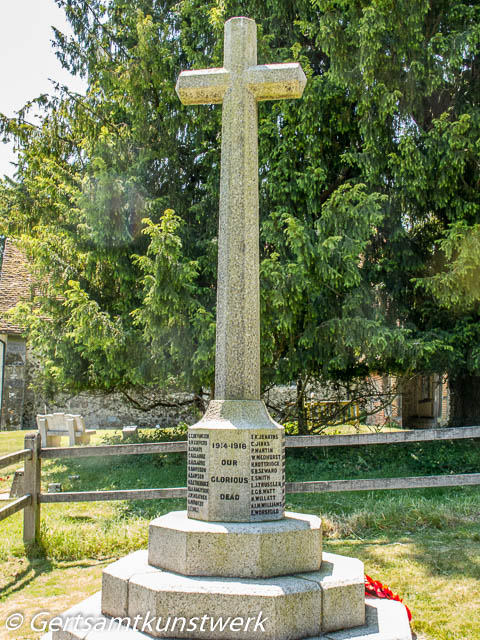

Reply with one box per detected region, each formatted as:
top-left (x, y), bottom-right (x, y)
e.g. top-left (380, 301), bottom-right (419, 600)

top-left (0, 238), bottom-right (32, 334)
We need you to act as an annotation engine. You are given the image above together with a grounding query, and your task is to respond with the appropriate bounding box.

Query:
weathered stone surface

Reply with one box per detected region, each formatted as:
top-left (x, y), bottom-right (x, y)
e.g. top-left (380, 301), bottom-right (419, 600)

top-left (299, 552), bottom-right (365, 632)
top-left (187, 400), bottom-right (285, 522)
top-left (176, 17), bottom-right (306, 403)
top-left (0, 338), bottom-right (26, 429)
top-left (177, 17), bottom-right (307, 523)
top-left (102, 550), bottom-right (155, 618)
top-left (101, 548), bottom-right (368, 639)
top-left (175, 68), bottom-right (230, 105)
top-left (101, 548), bottom-right (323, 639)
top-left (315, 597), bottom-right (412, 640)
top-left (247, 63), bottom-right (307, 100)
top-left (128, 570), bottom-right (321, 640)
top-left (46, 595), bottom-right (412, 640)
top-left (148, 510), bottom-right (322, 577)
top-left (46, 592), bottom-right (153, 639)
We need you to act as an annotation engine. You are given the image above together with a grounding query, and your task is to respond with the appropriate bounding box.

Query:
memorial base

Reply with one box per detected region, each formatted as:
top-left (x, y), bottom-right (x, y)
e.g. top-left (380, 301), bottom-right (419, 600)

top-left (147, 510), bottom-right (322, 578)
top-left (100, 550), bottom-right (364, 638)
top-left (187, 400), bottom-right (285, 522)
top-left (47, 510), bottom-right (412, 640)
top-left (42, 593), bottom-right (411, 640)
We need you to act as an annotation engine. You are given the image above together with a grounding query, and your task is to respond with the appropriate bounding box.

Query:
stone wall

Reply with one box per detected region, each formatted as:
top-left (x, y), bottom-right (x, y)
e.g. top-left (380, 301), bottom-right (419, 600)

top-left (4, 347), bottom-right (451, 432)
top-left (0, 335), bottom-right (26, 430)
top-left (24, 389), bottom-right (202, 430)
top-left (25, 386), bottom-right (301, 430)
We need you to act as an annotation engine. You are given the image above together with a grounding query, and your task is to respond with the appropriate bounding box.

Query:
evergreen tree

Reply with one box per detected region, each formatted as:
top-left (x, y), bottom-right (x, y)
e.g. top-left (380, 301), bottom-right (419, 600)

top-left (314, 0), bottom-right (480, 425)
top-left (1, 0), bottom-right (424, 426)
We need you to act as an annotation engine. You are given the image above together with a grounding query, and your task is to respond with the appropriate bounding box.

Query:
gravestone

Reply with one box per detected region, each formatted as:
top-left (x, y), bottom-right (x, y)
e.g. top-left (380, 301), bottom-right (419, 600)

top-left (45, 17), bottom-right (412, 640)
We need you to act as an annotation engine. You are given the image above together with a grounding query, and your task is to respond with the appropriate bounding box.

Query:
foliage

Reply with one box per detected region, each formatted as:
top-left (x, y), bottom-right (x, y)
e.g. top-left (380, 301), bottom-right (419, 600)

top-left (313, 0), bottom-right (480, 423)
top-left (0, 0), bottom-right (419, 416)
top-left (1, 1), bottom-right (479, 425)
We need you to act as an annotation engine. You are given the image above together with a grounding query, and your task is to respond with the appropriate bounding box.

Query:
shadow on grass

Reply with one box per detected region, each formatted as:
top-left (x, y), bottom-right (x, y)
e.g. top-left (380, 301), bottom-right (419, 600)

top-left (403, 536), bottom-right (479, 582)
top-left (329, 532), bottom-right (480, 582)
top-left (62, 515), bottom-right (96, 523)
top-left (0, 540), bottom-right (102, 601)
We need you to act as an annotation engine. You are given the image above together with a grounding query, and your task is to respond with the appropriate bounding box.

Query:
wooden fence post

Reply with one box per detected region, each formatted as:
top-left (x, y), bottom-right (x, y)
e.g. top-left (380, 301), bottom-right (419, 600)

top-left (23, 432), bottom-right (41, 544)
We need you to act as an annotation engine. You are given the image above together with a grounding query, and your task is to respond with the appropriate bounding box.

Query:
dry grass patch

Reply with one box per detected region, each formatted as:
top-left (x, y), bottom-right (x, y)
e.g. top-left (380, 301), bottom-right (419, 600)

top-left (327, 537), bottom-right (480, 640)
top-left (0, 557), bottom-right (108, 639)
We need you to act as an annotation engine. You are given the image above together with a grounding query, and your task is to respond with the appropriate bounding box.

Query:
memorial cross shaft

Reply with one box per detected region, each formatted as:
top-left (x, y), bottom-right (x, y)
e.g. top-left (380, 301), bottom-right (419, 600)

top-left (176, 16), bottom-right (306, 400)
top-left (177, 17), bottom-right (306, 522)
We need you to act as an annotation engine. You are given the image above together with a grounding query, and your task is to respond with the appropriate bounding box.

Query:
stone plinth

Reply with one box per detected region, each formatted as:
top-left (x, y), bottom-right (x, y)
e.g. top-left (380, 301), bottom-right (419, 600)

top-left (102, 550), bottom-right (155, 618)
top-left (317, 597), bottom-right (413, 640)
top-left (148, 510), bottom-right (322, 578)
top-left (100, 550), bottom-right (365, 640)
top-left (187, 400), bottom-right (285, 522)
top-left (299, 553), bottom-right (365, 633)
top-left (128, 572), bottom-right (321, 640)
top-left (45, 592), bottom-right (412, 640)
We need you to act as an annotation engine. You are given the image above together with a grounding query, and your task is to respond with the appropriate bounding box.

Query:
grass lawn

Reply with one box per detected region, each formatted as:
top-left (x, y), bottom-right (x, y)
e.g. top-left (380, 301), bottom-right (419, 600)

top-left (0, 427), bottom-right (479, 639)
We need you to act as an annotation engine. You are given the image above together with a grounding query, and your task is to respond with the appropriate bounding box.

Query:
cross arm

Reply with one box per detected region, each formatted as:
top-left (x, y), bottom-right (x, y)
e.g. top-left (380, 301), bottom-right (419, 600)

top-left (176, 68), bottom-right (231, 105)
top-left (246, 63), bottom-right (307, 101)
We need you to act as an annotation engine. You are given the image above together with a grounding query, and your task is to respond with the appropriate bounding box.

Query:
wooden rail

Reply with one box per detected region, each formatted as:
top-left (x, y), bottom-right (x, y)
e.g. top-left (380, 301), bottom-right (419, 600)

top-left (286, 473), bottom-right (480, 494)
top-left (39, 440), bottom-right (187, 459)
top-left (1, 426), bottom-right (479, 544)
top-left (37, 425), bottom-right (480, 460)
top-left (40, 487), bottom-right (187, 503)
top-left (0, 449), bottom-right (30, 469)
top-left (0, 495), bottom-right (31, 522)
top-left (286, 425), bottom-right (480, 447)
top-left (37, 472), bottom-right (480, 504)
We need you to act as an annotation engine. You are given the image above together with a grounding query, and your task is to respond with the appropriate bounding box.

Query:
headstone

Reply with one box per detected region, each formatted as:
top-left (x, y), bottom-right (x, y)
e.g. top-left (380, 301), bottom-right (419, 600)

top-left (122, 425), bottom-right (139, 439)
top-left (176, 15), bottom-right (306, 523)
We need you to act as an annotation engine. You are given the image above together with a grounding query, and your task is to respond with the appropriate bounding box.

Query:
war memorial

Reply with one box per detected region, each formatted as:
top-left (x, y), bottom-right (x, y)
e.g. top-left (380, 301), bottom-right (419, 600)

top-left (43, 17), bottom-right (412, 640)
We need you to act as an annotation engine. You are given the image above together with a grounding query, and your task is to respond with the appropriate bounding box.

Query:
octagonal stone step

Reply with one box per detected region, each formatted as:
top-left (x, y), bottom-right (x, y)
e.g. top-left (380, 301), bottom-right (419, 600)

top-left (101, 550), bottom-right (364, 639)
top-left (44, 592), bottom-right (412, 640)
top-left (148, 510), bottom-right (322, 578)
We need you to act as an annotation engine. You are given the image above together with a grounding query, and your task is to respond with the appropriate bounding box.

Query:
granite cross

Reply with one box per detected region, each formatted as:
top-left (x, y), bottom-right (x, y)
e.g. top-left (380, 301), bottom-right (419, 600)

top-left (176, 16), bottom-right (306, 402)
top-left (177, 17), bottom-right (306, 522)
top-left (47, 19), bottom-right (393, 637)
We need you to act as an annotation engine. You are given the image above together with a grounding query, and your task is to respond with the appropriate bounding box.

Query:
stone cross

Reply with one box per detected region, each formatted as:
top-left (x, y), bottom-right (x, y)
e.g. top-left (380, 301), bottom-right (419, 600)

top-left (176, 16), bottom-right (306, 401)
top-left (177, 17), bottom-right (306, 522)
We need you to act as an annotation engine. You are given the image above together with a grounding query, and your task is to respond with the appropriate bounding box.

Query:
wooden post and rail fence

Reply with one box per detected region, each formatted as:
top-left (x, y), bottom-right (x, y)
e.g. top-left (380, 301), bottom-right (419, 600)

top-left (1, 426), bottom-right (480, 544)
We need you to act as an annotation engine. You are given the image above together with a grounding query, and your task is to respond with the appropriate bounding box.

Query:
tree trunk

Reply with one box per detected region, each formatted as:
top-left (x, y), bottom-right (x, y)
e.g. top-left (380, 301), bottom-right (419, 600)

top-left (194, 389), bottom-right (206, 415)
top-left (448, 373), bottom-right (480, 426)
